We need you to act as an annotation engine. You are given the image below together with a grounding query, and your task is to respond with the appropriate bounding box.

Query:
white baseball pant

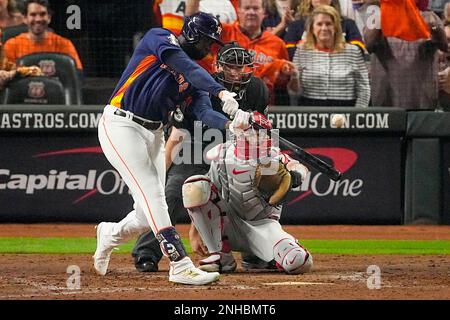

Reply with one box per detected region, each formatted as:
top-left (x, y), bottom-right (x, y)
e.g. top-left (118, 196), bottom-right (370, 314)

top-left (97, 105), bottom-right (172, 240)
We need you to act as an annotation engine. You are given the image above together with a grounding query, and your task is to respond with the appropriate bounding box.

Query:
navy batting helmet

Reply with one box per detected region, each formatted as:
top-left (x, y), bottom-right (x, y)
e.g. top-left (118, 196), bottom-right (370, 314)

top-left (182, 12), bottom-right (223, 45)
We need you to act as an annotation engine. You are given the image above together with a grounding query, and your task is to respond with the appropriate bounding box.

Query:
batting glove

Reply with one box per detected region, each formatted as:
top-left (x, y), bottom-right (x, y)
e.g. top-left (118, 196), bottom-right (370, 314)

top-left (220, 90), bottom-right (239, 117)
top-left (286, 161), bottom-right (309, 190)
top-left (229, 109), bottom-right (251, 134)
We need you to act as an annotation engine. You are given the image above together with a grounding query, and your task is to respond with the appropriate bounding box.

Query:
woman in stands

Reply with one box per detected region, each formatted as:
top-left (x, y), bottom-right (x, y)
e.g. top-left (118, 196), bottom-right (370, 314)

top-left (288, 5), bottom-right (370, 107)
top-left (284, 0), bottom-right (364, 60)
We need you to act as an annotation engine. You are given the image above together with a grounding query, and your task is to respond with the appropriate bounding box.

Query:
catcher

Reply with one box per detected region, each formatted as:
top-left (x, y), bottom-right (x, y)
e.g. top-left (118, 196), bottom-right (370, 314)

top-left (182, 112), bottom-right (313, 274)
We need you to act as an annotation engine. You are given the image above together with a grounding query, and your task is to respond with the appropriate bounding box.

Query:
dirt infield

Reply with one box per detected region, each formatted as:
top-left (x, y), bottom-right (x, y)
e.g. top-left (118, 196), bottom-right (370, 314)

top-left (1, 224), bottom-right (450, 300)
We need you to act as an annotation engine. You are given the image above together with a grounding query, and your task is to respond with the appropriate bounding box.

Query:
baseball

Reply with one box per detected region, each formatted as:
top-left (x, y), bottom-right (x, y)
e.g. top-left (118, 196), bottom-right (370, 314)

top-left (331, 114), bottom-right (345, 128)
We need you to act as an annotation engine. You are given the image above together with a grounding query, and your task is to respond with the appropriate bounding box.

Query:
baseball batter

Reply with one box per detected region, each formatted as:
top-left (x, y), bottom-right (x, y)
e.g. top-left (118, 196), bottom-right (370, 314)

top-left (131, 43), bottom-right (270, 273)
top-left (182, 113), bottom-right (314, 274)
top-left (93, 12), bottom-right (252, 285)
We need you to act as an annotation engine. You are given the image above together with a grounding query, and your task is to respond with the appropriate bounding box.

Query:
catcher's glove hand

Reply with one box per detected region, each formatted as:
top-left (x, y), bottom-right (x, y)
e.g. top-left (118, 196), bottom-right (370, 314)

top-left (253, 161), bottom-right (292, 206)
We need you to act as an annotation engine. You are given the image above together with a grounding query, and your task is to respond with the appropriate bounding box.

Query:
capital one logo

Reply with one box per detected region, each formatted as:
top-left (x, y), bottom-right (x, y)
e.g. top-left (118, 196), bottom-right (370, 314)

top-left (0, 147), bottom-right (130, 205)
top-left (3, 146), bottom-right (361, 205)
top-left (287, 147), bottom-right (361, 205)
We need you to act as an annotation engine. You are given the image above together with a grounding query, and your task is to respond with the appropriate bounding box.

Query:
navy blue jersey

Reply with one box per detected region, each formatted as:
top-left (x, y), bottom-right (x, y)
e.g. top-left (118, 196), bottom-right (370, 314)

top-left (109, 28), bottom-right (228, 127)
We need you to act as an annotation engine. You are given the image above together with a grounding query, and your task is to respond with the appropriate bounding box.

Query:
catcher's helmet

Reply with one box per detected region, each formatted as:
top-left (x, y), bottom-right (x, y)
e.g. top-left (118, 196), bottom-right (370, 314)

top-left (182, 12), bottom-right (223, 45)
top-left (217, 42), bottom-right (255, 100)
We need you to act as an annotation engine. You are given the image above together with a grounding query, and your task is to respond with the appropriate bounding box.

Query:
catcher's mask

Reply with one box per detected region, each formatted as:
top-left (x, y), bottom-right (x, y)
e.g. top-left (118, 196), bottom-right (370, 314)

top-left (216, 42), bottom-right (255, 100)
top-left (235, 127), bottom-right (273, 160)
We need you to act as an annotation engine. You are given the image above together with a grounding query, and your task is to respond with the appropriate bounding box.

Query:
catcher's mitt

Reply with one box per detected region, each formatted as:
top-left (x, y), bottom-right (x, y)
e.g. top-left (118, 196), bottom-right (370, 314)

top-left (253, 161), bottom-right (292, 206)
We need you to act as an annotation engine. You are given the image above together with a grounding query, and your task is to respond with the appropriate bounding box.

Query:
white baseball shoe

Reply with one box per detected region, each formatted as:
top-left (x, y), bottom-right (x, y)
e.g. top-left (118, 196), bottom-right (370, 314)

top-left (198, 252), bottom-right (237, 273)
top-left (93, 222), bottom-right (116, 276)
top-left (169, 257), bottom-right (220, 285)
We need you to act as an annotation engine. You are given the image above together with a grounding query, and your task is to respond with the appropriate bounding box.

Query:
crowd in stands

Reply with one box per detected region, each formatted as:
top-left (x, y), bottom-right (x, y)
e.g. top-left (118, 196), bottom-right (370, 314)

top-left (1, 0), bottom-right (450, 110)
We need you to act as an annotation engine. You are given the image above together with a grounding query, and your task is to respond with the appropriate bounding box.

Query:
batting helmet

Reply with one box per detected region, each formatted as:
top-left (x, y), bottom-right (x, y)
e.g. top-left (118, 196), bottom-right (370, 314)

top-left (182, 12), bottom-right (223, 45)
top-left (216, 42), bottom-right (255, 100)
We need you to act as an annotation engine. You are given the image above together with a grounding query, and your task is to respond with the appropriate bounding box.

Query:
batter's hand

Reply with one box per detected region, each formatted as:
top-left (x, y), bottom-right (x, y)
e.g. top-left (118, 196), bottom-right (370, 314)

top-left (219, 90), bottom-right (239, 117)
top-left (189, 223), bottom-right (208, 256)
top-left (229, 110), bottom-right (251, 133)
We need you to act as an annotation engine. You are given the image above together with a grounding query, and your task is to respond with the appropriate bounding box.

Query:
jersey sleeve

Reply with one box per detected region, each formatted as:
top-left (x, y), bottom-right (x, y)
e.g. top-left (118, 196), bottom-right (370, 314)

top-left (3, 38), bottom-right (18, 64)
top-left (59, 38), bottom-right (83, 70)
top-left (343, 18), bottom-right (366, 52)
top-left (190, 91), bottom-right (229, 129)
top-left (163, 49), bottom-right (225, 96)
top-left (141, 28), bottom-right (184, 61)
top-left (141, 28), bottom-right (225, 96)
top-left (284, 19), bottom-right (304, 60)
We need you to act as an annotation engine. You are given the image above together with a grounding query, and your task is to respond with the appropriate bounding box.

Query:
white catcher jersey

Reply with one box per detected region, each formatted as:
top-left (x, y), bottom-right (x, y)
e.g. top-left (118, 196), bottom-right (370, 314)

top-left (207, 141), bottom-right (285, 221)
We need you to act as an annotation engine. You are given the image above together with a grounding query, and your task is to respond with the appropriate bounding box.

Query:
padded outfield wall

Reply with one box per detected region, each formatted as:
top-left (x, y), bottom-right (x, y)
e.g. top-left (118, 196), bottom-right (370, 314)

top-left (0, 105), bottom-right (447, 224)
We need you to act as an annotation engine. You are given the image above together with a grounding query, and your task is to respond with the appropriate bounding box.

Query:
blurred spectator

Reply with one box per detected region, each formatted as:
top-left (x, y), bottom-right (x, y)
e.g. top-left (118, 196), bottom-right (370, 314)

top-left (338, 0), bottom-right (377, 33)
top-left (284, 0), bottom-right (365, 60)
top-left (0, 0), bottom-right (27, 44)
top-left (3, 0), bottom-right (83, 73)
top-left (348, 0), bottom-right (382, 36)
top-left (230, 0), bottom-right (239, 12)
top-left (156, 0), bottom-right (237, 36)
top-left (364, 0), bottom-right (447, 110)
top-left (438, 21), bottom-right (450, 109)
top-left (185, 0), bottom-right (237, 23)
top-left (416, 0), bottom-right (430, 11)
top-left (0, 0), bottom-right (23, 28)
top-left (157, 0), bottom-right (237, 73)
top-left (262, 0), bottom-right (299, 39)
top-left (14, 0), bottom-right (24, 12)
top-left (0, 27), bottom-right (42, 89)
top-left (443, 1), bottom-right (450, 22)
top-left (189, 0), bottom-right (296, 105)
top-left (289, 5), bottom-right (370, 107)
top-left (428, 0), bottom-right (447, 17)
top-left (339, 0), bottom-right (356, 19)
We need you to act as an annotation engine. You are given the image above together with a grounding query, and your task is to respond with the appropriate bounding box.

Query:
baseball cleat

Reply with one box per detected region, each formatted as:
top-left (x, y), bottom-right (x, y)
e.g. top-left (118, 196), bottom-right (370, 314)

top-left (169, 257), bottom-right (220, 285)
top-left (93, 222), bottom-right (114, 276)
top-left (241, 255), bottom-right (278, 272)
top-left (198, 252), bottom-right (237, 273)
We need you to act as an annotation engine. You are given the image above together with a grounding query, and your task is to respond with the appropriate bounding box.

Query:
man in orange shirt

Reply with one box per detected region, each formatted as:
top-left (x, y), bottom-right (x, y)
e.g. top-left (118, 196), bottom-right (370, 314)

top-left (189, 0), bottom-right (297, 104)
top-left (4, 0), bottom-right (83, 72)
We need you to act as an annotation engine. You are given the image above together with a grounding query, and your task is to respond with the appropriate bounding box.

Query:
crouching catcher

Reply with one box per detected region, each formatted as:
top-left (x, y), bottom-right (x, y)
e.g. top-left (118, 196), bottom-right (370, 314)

top-left (182, 112), bottom-right (313, 274)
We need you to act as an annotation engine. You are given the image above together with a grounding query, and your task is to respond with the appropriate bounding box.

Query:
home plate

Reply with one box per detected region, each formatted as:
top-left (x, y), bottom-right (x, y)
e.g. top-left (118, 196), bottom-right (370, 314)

top-left (262, 281), bottom-right (332, 286)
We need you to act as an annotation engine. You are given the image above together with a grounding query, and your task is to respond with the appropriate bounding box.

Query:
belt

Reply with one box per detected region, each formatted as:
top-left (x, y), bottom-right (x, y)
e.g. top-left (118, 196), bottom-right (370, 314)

top-left (113, 109), bottom-right (162, 130)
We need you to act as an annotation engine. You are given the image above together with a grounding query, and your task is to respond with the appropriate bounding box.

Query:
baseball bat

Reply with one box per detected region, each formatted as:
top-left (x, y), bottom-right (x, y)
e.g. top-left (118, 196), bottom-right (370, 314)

top-left (249, 118), bottom-right (342, 182)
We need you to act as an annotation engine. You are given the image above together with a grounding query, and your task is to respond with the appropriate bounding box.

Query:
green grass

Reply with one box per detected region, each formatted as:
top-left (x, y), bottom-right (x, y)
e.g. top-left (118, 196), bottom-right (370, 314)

top-left (1, 238), bottom-right (450, 254)
top-left (300, 240), bottom-right (450, 255)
